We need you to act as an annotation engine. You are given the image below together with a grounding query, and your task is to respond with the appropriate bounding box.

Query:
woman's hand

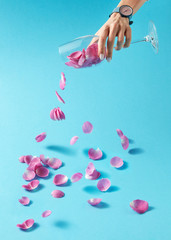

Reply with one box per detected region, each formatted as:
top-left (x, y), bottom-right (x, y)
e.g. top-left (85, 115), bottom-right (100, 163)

top-left (94, 13), bottom-right (132, 62)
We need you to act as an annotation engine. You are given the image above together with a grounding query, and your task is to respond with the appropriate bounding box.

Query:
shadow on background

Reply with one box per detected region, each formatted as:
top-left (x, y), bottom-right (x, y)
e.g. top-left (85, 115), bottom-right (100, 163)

top-left (100, 171), bottom-right (110, 178)
top-left (54, 220), bottom-right (71, 229)
top-left (93, 202), bottom-right (110, 209)
top-left (107, 185), bottom-right (120, 193)
top-left (46, 145), bottom-right (76, 156)
top-left (128, 138), bottom-right (135, 144)
top-left (128, 148), bottom-right (144, 155)
top-left (116, 161), bottom-right (129, 171)
top-left (83, 148), bottom-right (107, 160)
top-left (20, 223), bottom-right (40, 232)
top-left (83, 185), bottom-right (100, 194)
top-left (147, 206), bottom-right (155, 212)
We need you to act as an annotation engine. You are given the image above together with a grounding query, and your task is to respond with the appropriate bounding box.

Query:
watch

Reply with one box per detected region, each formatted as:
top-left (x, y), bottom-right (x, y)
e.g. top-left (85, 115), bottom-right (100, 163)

top-left (109, 5), bottom-right (133, 25)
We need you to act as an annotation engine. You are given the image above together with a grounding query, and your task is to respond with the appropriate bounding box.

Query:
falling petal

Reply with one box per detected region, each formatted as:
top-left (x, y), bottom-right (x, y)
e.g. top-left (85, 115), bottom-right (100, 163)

top-left (71, 173), bottom-right (83, 183)
top-left (70, 136), bottom-right (79, 145)
top-left (97, 178), bottom-right (111, 192)
top-left (53, 174), bottom-right (68, 185)
top-left (18, 196), bottom-right (30, 206)
top-left (35, 132), bottom-right (47, 142)
top-left (110, 156), bottom-right (124, 168)
top-left (23, 170), bottom-right (35, 181)
top-left (88, 198), bottom-right (102, 206)
top-left (42, 210), bottom-right (52, 218)
top-left (88, 148), bottom-right (103, 160)
top-left (48, 158), bottom-right (62, 170)
top-left (22, 180), bottom-right (39, 191)
top-left (130, 199), bottom-right (149, 214)
top-left (116, 129), bottom-right (124, 138)
top-left (121, 135), bottom-right (129, 150)
top-left (50, 107), bottom-right (65, 121)
top-left (19, 156), bottom-right (25, 163)
top-left (36, 166), bottom-right (49, 178)
top-left (82, 121), bottom-right (93, 134)
top-left (60, 72), bottom-right (66, 90)
top-left (51, 189), bottom-right (65, 198)
top-left (16, 219), bottom-right (34, 229)
top-left (85, 162), bottom-right (95, 175)
top-left (85, 170), bottom-right (101, 180)
top-left (55, 91), bottom-right (65, 104)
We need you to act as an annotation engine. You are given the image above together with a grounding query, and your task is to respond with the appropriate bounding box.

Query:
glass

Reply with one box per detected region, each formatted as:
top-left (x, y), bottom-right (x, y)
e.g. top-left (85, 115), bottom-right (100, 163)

top-left (58, 21), bottom-right (159, 68)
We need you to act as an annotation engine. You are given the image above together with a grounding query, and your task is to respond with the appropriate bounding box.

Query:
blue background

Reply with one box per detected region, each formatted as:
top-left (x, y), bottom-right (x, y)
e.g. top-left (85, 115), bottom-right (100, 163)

top-left (0, 0), bottom-right (170, 240)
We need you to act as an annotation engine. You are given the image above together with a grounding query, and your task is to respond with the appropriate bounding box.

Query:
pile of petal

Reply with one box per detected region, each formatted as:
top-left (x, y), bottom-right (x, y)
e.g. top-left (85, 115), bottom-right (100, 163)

top-left (85, 162), bottom-right (100, 180)
top-left (50, 107), bottom-right (65, 121)
top-left (65, 43), bottom-right (103, 69)
top-left (116, 129), bottom-right (129, 150)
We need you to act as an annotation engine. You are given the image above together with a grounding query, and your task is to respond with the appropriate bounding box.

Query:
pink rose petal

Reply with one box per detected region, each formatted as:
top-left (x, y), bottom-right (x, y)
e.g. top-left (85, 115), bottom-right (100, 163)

top-left (71, 173), bottom-right (83, 183)
top-left (40, 154), bottom-right (49, 165)
top-left (50, 107), bottom-right (65, 121)
top-left (85, 170), bottom-right (101, 180)
top-left (130, 199), bottom-right (149, 214)
top-left (23, 170), bottom-right (35, 181)
top-left (82, 121), bottom-right (93, 134)
top-left (88, 148), bottom-right (103, 160)
top-left (48, 158), bottom-right (62, 170)
top-left (18, 196), bottom-right (30, 206)
top-left (42, 210), bottom-right (52, 218)
top-left (85, 162), bottom-right (95, 175)
top-left (35, 132), bottom-right (47, 142)
top-left (16, 219), bottom-right (34, 229)
top-left (87, 198), bottom-right (102, 206)
top-left (19, 155), bottom-right (33, 164)
top-left (68, 51), bottom-right (82, 60)
top-left (51, 189), bottom-right (65, 198)
top-left (70, 136), bottom-right (79, 145)
top-left (121, 135), bottom-right (129, 150)
top-left (36, 166), bottom-right (49, 178)
top-left (97, 178), bottom-right (111, 192)
top-left (53, 174), bottom-right (68, 185)
top-left (27, 157), bottom-right (42, 171)
top-left (22, 180), bottom-right (39, 191)
top-left (110, 156), bottom-right (124, 168)
top-left (116, 129), bottom-right (124, 138)
top-left (55, 90), bottom-right (65, 104)
top-left (60, 72), bottom-right (66, 90)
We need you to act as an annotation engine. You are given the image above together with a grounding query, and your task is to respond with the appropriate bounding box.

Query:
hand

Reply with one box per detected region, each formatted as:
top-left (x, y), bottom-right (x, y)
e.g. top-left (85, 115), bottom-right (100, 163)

top-left (93, 13), bottom-right (132, 62)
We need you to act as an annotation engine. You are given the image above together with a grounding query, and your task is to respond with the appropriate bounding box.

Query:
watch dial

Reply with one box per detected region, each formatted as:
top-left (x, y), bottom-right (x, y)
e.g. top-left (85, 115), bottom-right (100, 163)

top-left (120, 6), bottom-right (132, 16)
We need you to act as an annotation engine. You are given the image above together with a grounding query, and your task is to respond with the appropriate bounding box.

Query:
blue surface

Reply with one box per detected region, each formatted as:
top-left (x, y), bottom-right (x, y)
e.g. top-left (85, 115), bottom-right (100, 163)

top-left (0, 0), bottom-right (170, 240)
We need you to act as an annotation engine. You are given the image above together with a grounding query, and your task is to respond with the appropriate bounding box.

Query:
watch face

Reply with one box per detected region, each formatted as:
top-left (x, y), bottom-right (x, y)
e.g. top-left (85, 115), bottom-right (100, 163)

top-left (120, 5), bottom-right (133, 17)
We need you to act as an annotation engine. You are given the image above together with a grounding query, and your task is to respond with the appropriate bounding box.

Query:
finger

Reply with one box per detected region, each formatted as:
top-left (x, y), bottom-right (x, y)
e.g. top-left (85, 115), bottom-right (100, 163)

top-left (98, 27), bottom-right (109, 60)
top-left (123, 27), bottom-right (132, 48)
top-left (106, 24), bottom-right (118, 61)
top-left (115, 29), bottom-right (125, 50)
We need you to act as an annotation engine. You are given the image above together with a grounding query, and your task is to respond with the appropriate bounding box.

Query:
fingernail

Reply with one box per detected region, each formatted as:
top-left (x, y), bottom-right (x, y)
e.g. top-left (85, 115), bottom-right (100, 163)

top-left (107, 57), bottom-right (111, 62)
top-left (100, 54), bottom-right (104, 60)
